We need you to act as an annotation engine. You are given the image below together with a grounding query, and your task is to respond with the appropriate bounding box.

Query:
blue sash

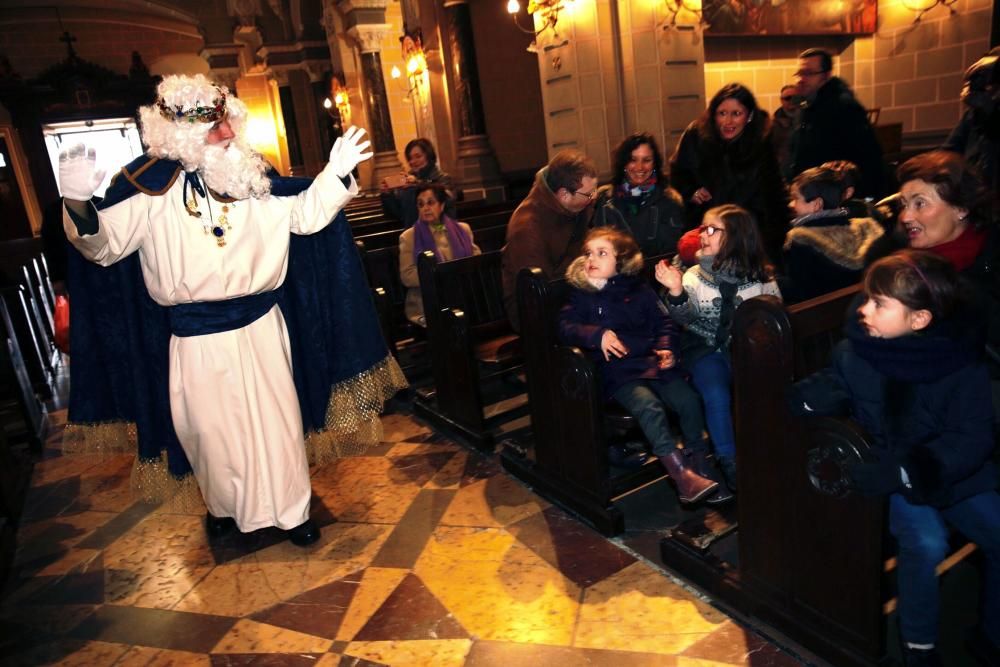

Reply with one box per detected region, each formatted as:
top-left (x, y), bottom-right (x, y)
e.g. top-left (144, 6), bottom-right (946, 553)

top-left (168, 288), bottom-right (282, 337)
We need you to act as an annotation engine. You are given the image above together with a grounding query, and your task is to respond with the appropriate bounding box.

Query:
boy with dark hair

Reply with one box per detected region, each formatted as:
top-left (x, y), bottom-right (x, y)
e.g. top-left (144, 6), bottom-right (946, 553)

top-left (780, 166), bottom-right (885, 303)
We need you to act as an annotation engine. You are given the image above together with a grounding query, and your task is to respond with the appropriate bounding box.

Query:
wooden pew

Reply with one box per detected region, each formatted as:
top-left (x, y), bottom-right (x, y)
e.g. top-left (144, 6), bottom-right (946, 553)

top-left (357, 223), bottom-right (509, 355)
top-left (0, 291), bottom-right (46, 450)
top-left (413, 250), bottom-right (525, 451)
top-left (500, 265), bottom-right (674, 536)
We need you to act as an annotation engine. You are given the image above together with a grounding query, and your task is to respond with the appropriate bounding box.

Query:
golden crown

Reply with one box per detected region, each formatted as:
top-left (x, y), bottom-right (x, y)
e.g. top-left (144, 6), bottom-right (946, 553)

top-left (156, 88), bottom-right (227, 124)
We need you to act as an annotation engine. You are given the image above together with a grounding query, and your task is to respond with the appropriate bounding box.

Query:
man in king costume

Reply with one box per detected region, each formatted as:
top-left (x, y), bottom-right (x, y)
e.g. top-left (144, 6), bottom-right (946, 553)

top-left (60, 74), bottom-right (406, 546)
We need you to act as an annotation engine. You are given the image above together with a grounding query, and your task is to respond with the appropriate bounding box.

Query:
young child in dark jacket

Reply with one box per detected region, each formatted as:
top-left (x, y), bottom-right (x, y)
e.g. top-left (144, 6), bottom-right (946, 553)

top-left (558, 228), bottom-right (724, 505)
top-left (781, 165), bottom-right (884, 303)
top-left (789, 250), bottom-right (1000, 667)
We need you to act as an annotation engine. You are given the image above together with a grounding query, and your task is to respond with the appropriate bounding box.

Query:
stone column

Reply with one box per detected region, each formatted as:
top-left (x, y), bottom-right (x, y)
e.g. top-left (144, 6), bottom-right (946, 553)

top-left (344, 23), bottom-right (405, 184)
top-left (442, 0), bottom-right (504, 202)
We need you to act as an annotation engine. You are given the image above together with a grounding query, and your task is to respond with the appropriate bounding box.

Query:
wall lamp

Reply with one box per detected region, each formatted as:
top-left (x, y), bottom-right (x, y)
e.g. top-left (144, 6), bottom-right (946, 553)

top-left (506, 0), bottom-right (569, 40)
top-left (660, 0), bottom-right (705, 29)
top-left (323, 74), bottom-right (351, 123)
top-left (390, 30), bottom-right (427, 96)
top-left (901, 0), bottom-right (958, 23)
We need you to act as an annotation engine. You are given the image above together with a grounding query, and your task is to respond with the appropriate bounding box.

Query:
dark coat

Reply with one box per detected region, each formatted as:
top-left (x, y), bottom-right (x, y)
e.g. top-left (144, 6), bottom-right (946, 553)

top-left (771, 106), bottom-right (798, 178)
top-left (502, 168), bottom-right (593, 330)
top-left (943, 110), bottom-right (1000, 194)
top-left (790, 308), bottom-right (996, 507)
top-left (669, 121), bottom-right (789, 263)
top-left (790, 77), bottom-right (887, 199)
top-left (591, 183), bottom-right (690, 258)
top-left (558, 257), bottom-right (681, 400)
top-left (379, 166), bottom-right (455, 227)
top-left (780, 210), bottom-right (884, 304)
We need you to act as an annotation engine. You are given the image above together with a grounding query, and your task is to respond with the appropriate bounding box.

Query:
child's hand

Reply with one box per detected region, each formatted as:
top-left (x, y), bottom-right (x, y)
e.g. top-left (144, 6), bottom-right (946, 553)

top-left (691, 187), bottom-right (713, 205)
top-left (654, 349), bottom-right (675, 369)
top-left (655, 261), bottom-right (684, 296)
top-left (601, 330), bottom-right (628, 360)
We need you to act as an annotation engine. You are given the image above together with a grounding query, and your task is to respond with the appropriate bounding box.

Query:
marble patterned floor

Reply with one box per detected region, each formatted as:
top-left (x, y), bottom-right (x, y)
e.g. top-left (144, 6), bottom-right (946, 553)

top-left (0, 406), bottom-right (808, 666)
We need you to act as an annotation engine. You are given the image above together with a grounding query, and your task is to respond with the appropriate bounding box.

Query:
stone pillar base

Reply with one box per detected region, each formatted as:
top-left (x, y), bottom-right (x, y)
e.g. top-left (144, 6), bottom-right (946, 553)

top-left (371, 149), bottom-right (404, 190)
top-left (455, 134), bottom-right (505, 203)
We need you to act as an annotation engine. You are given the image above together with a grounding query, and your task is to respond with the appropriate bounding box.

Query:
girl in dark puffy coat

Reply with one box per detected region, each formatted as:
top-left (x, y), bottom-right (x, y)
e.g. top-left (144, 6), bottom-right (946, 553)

top-left (558, 228), bottom-right (725, 505)
top-left (789, 250), bottom-right (1000, 667)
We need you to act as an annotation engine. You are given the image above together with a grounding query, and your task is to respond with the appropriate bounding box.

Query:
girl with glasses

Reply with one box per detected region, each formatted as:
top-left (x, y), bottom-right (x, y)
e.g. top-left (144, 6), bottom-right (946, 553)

top-left (655, 204), bottom-right (781, 492)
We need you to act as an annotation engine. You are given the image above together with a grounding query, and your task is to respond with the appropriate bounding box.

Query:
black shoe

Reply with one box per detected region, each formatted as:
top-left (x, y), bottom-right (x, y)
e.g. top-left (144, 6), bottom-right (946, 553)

top-left (607, 444), bottom-right (650, 469)
top-left (287, 519), bottom-right (320, 547)
top-left (719, 457), bottom-right (738, 491)
top-left (205, 512), bottom-right (236, 538)
top-left (968, 628), bottom-right (1000, 667)
top-left (903, 646), bottom-right (943, 667)
top-left (685, 448), bottom-right (734, 505)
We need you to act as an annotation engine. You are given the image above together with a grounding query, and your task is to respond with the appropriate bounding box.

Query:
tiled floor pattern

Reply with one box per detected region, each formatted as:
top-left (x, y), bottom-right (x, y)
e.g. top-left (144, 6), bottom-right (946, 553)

top-left (1, 408), bottom-right (805, 666)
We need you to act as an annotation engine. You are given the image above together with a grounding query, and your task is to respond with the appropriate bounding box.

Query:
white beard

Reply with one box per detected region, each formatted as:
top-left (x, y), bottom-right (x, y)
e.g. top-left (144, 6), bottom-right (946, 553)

top-left (199, 142), bottom-right (271, 200)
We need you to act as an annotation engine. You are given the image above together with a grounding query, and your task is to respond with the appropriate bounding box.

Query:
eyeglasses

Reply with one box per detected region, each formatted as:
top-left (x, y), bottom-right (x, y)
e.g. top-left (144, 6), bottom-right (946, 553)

top-left (572, 188), bottom-right (597, 201)
top-left (698, 225), bottom-right (725, 237)
top-left (795, 69), bottom-right (828, 78)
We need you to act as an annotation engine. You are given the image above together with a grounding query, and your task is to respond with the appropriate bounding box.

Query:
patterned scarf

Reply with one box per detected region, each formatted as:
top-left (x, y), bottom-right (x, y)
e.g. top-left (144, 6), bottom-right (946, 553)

top-left (615, 176), bottom-right (657, 216)
top-left (412, 214), bottom-right (474, 263)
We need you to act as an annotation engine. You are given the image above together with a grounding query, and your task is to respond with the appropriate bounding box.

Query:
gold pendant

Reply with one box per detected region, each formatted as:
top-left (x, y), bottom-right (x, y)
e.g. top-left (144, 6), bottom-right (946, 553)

top-left (210, 204), bottom-right (233, 248)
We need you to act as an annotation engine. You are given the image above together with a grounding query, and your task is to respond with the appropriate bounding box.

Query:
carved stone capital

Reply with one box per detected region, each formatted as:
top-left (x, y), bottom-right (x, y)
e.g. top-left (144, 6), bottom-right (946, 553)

top-left (320, 0), bottom-right (340, 37)
top-left (346, 24), bottom-right (391, 54)
top-left (336, 0), bottom-right (389, 13)
top-left (227, 0), bottom-right (262, 27)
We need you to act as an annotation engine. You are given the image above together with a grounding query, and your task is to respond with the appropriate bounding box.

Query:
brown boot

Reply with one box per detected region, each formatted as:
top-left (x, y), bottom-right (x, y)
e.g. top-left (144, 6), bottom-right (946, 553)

top-left (658, 451), bottom-right (718, 504)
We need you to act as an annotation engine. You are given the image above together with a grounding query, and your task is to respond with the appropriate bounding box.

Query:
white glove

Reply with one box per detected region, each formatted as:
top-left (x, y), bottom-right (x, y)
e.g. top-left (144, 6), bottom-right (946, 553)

top-left (328, 126), bottom-right (373, 179)
top-left (59, 143), bottom-right (107, 201)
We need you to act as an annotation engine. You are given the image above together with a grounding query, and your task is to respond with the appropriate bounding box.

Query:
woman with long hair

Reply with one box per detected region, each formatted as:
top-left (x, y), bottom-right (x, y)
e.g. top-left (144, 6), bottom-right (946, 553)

top-left (591, 132), bottom-right (691, 257)
top-left (669, 83), bottom-right (789, 264)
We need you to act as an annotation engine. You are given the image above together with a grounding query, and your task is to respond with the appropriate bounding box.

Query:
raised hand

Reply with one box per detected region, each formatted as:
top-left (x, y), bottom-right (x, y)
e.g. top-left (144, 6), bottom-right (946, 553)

top-left (654, 260), bottom-right (684, 296)
top-left (59, 143), bottom-right (107, 202)
top-left (691, 187), bottom-right (713, 205)
top-left (329, 126), bottom-right (373, 178)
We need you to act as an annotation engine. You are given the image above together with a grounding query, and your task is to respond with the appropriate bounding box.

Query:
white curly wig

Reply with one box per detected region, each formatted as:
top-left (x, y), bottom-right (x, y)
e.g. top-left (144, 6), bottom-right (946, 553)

top-left (139, 74), bottom-right (270, 199)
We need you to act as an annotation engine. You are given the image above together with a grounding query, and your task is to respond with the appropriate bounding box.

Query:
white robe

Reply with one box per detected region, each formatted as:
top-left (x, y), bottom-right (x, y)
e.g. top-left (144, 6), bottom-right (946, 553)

top-left (65, 165), bottom-right (358, 531)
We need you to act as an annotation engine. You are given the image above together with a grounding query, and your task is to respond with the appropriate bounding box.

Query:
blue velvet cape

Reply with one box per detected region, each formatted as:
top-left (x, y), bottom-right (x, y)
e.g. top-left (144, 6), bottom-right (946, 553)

top-left (66, 156), bottom-right (388, 478)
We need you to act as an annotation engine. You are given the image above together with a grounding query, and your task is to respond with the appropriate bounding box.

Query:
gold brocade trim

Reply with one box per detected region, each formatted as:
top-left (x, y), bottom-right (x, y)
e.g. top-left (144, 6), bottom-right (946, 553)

top-left (62, 421), bottom-right (137, 454)
top-left (131, 457), bottom-right (202, 508)
top-left (306, 354), bottom-right (408, 465)
top-left (59, 355), bottom-right (406, 500)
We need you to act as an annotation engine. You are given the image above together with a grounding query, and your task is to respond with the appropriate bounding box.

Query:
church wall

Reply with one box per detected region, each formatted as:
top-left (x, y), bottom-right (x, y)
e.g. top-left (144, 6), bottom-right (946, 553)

top-left (0, 13), bottom-right (203, 80)
top-left (469, 0), bottom-right (548, 176)
top-left (702, 0), bottom-right (994, 140)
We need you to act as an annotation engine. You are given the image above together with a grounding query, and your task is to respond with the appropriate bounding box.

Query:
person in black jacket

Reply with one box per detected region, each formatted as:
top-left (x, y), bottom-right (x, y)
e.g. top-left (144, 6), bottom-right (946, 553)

top-left (669, 82), bottom-right (789, 265)
top-left (592, 132), bottom-right (690, 258)
top-left (943, 47), bottom-right (1000, 195)
top-left (789, 48), bottom-right (887, 200)
top-left (789, 250), bottom-right (1000, 667)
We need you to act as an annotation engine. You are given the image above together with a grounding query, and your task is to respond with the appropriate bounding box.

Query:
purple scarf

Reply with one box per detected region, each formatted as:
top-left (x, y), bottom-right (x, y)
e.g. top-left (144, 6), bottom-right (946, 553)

top-left (412, 215), bottom-right (474, 263)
